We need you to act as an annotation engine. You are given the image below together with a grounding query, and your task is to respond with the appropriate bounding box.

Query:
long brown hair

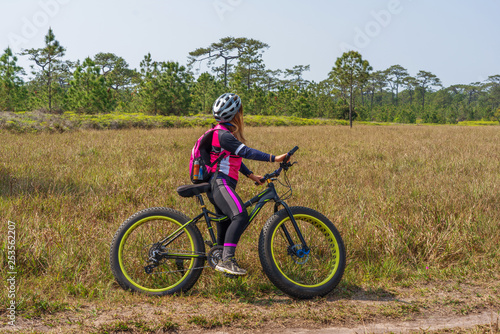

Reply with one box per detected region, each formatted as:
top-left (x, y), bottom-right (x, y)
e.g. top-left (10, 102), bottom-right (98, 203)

top-left (228, 106), bottom-right (246, 144)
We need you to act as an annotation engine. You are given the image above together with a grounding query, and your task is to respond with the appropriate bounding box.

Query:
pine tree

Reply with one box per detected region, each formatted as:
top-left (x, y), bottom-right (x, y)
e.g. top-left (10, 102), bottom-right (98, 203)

top-left (0, 47), bottom-right (26, 111)
top-left (329, 51), bottom-right (372, 127)
top-left (416, 70), bottom-right (442, 112)
top-left (67, 57), bottom-right (115, 113)
top-left (137, 54), bottom-right (192, 115)
top-left (190, 72), bottom-right (224, 114)
top-left (22, 28), bottom-right (66, 112)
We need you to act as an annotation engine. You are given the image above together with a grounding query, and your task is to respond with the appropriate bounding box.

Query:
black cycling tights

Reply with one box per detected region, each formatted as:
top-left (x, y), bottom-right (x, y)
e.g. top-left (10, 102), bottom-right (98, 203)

top-left (207, 177), bottom-right (250, 259)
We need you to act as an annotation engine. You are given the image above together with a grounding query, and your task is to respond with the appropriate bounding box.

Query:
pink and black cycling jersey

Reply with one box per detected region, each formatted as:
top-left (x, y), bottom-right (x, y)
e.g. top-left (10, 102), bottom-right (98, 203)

top-left (207, 123), bottom-right (275, 249)
top-left (210, 123), bottom-right (274, 184)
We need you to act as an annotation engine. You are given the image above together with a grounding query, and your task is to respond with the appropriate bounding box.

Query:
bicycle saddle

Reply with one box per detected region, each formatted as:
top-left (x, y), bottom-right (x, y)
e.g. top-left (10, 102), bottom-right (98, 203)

top-left (176, 183), bottom-right (211, 198)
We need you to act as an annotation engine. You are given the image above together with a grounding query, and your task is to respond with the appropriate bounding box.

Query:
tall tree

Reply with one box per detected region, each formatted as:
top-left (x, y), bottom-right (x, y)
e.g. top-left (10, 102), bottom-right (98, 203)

top-left (402, 76), bottom-right (418, 105)
top-left (386, 65), bottom-right (409, 105)
top-left (190, 72), bottom-right (224, 114)
top-left (309, 79), bottom-right (336, 118)
top-left (261, 69), bottom-right (283, 91)
top-left (138, 54), bottom-right (192, 115)
top-left (94, 52), bottom-right (136, 91)
top-left (416, 70), bottom-right (442, 111)
top-left (284, 65), bottom-right (310, 91)
top-left (233, 38), bottom-right (269, 89)
top-left (188, 37), bottom-right (269, 89)
top-left (485, 75), bottom-right (500, 113)
top-left (22, 27), bottom-right (66, 112)
top-left (188, 37), bottom-right (241, 87)
top-left (67, 57), bottom-right (115, 113)
top-left (0, 47), bottom-right (26, 111)
top-left (452, 82), bottom-right (483, 106)
top-left (329, 51), bottom-right (372, 127)
top-left (137, 53), bottom-right (162, 114)
top-left (367, 70), bottom-right (387, 108)
top-left (486, 75), bottom-right (500, 87)
top-left (160, 61), bottom-right (193, 115)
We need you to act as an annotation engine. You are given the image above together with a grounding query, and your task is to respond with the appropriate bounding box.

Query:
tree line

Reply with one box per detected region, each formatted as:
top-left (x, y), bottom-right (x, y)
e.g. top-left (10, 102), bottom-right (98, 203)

top-left (1, 28), bottom-right (499, 124)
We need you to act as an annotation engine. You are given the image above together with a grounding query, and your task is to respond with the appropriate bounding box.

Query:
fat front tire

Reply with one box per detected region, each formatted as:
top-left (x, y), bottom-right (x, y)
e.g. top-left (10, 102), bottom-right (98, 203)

top-left (259, 206), bottom-right (346, 299)
top-left (110, 207), bottom-right (205, 296)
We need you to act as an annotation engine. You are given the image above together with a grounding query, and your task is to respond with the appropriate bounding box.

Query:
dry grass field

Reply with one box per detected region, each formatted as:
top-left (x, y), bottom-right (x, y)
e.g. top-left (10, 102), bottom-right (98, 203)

top-left (1, 124), bottom-right (499, 332)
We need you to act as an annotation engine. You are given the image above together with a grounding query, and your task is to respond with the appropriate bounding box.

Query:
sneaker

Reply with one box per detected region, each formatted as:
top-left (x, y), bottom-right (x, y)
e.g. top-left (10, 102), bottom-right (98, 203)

top-left (215, 258), bottom-right (247, 276)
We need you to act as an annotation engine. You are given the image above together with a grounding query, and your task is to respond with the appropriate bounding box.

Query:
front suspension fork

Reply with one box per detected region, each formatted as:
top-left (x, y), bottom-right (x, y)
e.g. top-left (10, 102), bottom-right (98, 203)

top-left (274, 201), bottom-right (310, 256)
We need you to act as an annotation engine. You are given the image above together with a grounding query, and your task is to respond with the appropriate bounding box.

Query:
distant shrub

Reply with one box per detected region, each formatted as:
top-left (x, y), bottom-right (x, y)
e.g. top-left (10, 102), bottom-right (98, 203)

top-left (0, 111), bottom-right (350, 133)
top-left (457, 120), bottom-right (498, 126)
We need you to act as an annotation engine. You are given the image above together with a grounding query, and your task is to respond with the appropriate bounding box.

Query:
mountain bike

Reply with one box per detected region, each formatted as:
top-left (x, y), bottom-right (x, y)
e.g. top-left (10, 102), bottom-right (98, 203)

top-left (109, 146), bottom-right (346, 299)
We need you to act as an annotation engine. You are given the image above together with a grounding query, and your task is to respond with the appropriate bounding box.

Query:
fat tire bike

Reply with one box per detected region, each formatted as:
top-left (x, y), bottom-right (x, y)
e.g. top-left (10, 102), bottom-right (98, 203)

top-left (109, 146), bottom-right (346, 299)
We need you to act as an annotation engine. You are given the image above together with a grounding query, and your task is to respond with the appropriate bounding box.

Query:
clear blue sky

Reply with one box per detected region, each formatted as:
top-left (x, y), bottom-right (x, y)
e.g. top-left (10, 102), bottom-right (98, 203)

top-left (1, 0), bottom-right (499, 87)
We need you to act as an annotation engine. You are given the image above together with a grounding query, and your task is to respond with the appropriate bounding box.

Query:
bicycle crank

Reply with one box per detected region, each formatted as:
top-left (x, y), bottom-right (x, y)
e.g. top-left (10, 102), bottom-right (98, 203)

top-left (207, 245), bottom-right (237, 279)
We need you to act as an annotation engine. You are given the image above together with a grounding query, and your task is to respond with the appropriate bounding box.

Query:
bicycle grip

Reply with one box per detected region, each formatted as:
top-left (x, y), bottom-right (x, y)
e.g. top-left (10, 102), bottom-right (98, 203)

top-left (288, 146), bottom-right (299, 156)
top-left (284, 146), bottom-right (298, 162)
top-left (255, 178), bottom-right (266, 185)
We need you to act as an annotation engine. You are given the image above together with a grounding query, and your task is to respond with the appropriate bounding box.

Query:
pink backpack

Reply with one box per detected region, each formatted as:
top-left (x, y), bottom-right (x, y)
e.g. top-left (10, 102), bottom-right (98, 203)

top-left (189, 124), bottom-right (228, 184)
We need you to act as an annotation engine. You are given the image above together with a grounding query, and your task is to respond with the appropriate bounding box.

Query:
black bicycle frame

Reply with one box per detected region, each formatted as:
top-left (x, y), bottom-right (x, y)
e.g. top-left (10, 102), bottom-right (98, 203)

top-left (157, 181), bottom-right (309, 260)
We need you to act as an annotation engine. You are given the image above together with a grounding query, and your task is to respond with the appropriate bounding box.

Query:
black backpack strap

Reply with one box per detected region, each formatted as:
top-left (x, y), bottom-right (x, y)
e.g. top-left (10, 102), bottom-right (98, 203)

top-left (206, 123), bottom-right (230, 181)
top-left (209, 150), bottom-right (229, 183)
top-left (207, 150), bottom-right (229, 168)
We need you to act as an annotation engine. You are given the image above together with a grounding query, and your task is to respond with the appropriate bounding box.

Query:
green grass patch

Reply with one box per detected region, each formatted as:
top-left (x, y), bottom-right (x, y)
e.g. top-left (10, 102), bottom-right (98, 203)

top-left (457, 120), bottom-right (499, 126)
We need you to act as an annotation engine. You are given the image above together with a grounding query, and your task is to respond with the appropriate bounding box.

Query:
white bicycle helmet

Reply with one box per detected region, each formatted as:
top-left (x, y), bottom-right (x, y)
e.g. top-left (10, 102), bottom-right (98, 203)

top-left (212, 93), bottom-right (241, 122)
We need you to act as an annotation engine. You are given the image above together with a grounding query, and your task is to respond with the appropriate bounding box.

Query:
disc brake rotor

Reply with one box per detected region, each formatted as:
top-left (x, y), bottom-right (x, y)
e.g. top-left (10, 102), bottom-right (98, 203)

top-left (289, 245), bottom-right (310, 265)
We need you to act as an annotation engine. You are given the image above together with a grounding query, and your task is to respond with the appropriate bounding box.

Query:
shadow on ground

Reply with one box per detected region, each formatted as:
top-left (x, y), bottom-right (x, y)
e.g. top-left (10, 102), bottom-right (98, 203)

top-left (0, 166), bottom-right (88, 198)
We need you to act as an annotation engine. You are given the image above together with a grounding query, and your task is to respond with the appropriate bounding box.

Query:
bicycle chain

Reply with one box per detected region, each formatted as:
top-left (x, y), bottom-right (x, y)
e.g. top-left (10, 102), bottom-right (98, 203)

top-left (149, 265), bottom-right (212, 275)
top-left (147, 249), bottom-right (209, 275)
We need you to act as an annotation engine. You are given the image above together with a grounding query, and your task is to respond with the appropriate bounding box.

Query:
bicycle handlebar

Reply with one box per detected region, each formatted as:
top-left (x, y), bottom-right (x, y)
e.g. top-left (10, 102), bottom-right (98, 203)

top-left (256, 146), bottom-right (299, 185)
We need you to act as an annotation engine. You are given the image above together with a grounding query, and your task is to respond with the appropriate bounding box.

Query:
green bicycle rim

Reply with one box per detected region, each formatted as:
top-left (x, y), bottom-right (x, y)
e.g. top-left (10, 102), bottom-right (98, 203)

top-left (118, 215), bottom-right (195, 293)
top-left (270, 214), bottom-right (340, 288)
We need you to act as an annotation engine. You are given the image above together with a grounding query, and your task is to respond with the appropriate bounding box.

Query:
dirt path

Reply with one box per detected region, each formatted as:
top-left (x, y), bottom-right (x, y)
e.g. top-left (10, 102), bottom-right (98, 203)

top-left (276, 311), bottom-right (499, 334)
top-left (2, 281), bottom-right (499, 333)
top-left (3, 309), bottom-right (499, 333)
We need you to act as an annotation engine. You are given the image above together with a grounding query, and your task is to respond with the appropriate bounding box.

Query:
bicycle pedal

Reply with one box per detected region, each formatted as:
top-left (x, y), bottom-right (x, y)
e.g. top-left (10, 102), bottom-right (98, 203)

top-left (224, 273), bottom-right (237, 279)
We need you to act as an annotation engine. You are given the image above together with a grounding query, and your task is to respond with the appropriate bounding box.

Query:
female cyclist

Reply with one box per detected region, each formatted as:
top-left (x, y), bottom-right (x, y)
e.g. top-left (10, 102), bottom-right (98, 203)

top-left (208, 93), bottom-right (288, 276)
